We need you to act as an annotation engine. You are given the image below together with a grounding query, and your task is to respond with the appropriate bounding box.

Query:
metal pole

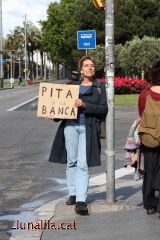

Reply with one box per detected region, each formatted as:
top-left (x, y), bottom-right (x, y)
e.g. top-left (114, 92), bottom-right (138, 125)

top-left (19, 57), bottom-right (21, 77)
top-left (24, 14), bottom-right (27, 85)
top-left (13, 54), bottom-right (15, 78)
top-left (105, 0), bottom-right (115, 202)
top-left (44, 52), bottom-right (46, 81)
top-left (36, 51), bottom-right (38, 81)
top-left (0, 0), bottom-right (3, 88)
top-left (10, 51), bottom-right (13, 78)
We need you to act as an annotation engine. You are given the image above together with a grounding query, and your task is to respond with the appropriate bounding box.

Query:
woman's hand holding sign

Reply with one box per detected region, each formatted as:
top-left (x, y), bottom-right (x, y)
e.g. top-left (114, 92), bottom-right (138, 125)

top-left (74, 99), bottom-right (85, 108)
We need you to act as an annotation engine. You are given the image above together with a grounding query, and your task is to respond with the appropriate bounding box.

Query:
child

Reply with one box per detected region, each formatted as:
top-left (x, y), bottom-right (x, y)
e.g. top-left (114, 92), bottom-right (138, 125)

top-left (124, 118), bottom-right (144, 180)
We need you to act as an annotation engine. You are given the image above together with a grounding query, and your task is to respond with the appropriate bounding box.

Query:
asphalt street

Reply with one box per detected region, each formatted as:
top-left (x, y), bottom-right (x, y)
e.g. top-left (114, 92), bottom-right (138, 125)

top-left (0, 83), bottom-right (67, 215)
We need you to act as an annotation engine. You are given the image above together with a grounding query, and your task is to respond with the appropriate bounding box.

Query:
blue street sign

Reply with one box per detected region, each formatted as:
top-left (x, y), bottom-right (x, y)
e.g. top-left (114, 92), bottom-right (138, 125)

top-left (0, 59), bottom-right (5, 64)
top-left (77, 30), bottom-right (96, 50)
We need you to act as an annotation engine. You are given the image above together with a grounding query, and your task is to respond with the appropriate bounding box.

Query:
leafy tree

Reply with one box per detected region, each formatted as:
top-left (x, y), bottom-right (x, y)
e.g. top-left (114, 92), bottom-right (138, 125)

top-left (75, 0), bottom-right (105, 45)
top-left (41, 0), bottom-right (105, 69)
top-left (85, 36), bottom-right (160, 79)
top-left (88, 45), bottom-right (105, 77)
top-left (5, 27), bottom-right (24, 77)
top-left (4, 22), bottom-right (42, 78)
top-left (115, 0), bottom-right (160, 44)
top-left (25, 23), bottom-right (42, 77)
top-left (116, 36), bottom-right (160, 77)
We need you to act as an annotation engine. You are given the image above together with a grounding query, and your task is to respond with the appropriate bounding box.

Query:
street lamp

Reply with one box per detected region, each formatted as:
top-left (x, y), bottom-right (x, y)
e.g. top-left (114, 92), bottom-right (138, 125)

top-left (0, 0), bottom-right (4, 88)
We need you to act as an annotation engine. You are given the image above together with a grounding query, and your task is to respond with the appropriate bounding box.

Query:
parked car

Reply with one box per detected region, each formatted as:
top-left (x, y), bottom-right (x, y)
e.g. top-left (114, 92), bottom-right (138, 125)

top-left (71, 71), bottom-right (80, 81)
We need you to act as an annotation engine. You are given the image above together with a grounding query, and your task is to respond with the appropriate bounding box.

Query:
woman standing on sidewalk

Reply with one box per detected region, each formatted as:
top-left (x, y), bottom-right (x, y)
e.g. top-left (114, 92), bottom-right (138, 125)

top-left (49, 56), bottom-right (108, 215)
top-left (138, 59), bottom-right (160, 218)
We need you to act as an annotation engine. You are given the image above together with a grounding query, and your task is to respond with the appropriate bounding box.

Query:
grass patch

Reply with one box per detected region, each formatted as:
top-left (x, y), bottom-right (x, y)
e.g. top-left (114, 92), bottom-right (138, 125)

top-left (115, 94), bottom-right (139, 107)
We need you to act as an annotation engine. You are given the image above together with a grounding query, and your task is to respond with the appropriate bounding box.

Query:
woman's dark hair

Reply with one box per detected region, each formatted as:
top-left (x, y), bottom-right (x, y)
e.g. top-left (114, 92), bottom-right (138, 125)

top-left (78, 55), bottom-right (96, 72)
top-left (145, 59), bottom-right (160, 86)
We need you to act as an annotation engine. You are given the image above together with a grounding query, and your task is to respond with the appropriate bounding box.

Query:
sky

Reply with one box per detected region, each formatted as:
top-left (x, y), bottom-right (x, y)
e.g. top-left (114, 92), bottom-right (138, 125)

top-left (2, 0), bottom-right (59, 37)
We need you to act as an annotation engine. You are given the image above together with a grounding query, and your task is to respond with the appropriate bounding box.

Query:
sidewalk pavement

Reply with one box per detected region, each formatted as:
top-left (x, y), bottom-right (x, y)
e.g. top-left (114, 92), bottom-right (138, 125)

top-left (10, 174), bottom-right (157, 240)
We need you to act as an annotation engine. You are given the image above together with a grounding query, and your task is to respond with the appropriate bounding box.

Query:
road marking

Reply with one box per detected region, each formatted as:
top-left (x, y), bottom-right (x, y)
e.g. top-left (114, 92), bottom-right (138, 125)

top-left (89, 166), bottom-right (135, 186)
top-left (6, 96), bottom-right (38, 111)
top-left (51, 166), bottom-right (135, 188)
top-left (116, 111), bottom-right (137, 115)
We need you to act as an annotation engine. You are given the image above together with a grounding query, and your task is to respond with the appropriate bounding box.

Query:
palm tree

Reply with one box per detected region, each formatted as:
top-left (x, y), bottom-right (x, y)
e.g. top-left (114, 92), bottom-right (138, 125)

top-left (26, 22), bottom-right (42, 79)
top-left (5, 22), bottom-right (44, 80)
top-left (5, 27), bottom-right (24, 78)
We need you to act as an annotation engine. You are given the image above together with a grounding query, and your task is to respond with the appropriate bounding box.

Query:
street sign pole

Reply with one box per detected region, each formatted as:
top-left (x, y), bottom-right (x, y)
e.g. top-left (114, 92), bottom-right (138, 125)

top-left (0, 0), bottom-right (4, 88)
top-left (105, 0), bottom-right (115, 202)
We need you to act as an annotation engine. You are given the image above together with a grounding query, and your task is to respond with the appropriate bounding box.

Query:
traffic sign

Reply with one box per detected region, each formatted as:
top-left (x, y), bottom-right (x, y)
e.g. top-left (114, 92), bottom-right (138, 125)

top-left (0, 59), bottom-right (5, 64)
top-left (77, 30), bottom-right (96, 50)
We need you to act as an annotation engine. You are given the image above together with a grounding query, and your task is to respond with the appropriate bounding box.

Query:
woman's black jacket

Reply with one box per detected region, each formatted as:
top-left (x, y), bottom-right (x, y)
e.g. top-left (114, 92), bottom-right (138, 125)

top-left (49, 79), bottom-right (108, 167)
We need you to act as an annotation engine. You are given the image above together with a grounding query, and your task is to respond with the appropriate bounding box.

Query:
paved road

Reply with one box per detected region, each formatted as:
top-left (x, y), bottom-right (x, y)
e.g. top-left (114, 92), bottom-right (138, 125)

top-left (0, 84), bottom-right (138, 228)
top-left (0, 85), bottom-right (60, 214)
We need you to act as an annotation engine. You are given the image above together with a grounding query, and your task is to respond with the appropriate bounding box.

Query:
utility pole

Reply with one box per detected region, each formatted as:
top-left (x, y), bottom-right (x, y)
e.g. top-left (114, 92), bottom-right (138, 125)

top-left (105, 0), bottom-right (115, 202)
top-left (24, 14), bottom-right (27, 85)
top-left (0, 0), bottom-right (3, 88)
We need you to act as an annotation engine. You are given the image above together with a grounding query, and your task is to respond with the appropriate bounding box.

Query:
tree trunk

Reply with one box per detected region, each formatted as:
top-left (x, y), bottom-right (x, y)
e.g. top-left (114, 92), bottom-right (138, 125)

top-left (56, 62), bottom-right (59, 79)
top-left (31, 51), bottom-right (34, 79)
top-left (27, 50), bottom-right (31, 78)
top-left (40, 51), bottom-right (44, 79)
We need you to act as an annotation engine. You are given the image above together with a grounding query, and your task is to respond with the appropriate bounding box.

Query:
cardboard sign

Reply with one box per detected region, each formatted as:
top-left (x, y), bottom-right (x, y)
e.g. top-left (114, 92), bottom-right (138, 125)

top-left (37, 83), bottom-right (79, 119)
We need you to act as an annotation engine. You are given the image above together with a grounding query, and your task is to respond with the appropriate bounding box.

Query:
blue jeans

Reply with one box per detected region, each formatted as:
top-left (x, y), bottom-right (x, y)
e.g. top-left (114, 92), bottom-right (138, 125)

top-left (64, 121), bottom-right (89, 202)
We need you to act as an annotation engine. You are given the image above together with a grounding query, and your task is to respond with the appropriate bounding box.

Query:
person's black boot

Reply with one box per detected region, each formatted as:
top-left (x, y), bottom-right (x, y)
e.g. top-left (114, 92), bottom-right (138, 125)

top-left (75, 202), bottom-right (89, 215)
top-left (146, 208), bottom-right (156, 215)
top-left (66, 196), bottom-right (76, 205)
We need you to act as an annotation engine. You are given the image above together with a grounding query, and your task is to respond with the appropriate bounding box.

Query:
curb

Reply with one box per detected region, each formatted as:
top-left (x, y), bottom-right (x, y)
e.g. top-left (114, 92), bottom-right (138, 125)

top-left (54, 200), bottom-right (141, 219)
top-left (0, 87), bottom-right (13, 90)
top-left (9, 199), bottom-right (141, 240)
top-left (9, 178), bottom-right (142, 239)
top-left (40, 200), bottom-right (142, 239)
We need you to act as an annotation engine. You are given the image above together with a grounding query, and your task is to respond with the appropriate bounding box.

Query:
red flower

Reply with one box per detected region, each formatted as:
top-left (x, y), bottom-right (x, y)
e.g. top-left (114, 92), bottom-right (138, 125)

top-left (97, 77), bottom-right (148, 94)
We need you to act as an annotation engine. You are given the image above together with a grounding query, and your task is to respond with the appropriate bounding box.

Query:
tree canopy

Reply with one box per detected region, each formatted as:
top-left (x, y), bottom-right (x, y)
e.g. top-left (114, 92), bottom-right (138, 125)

top-left (40, 0), bottom-right (160, 68)
top-left (116, 36), bottom-right (160, 77)
top-left (4, 0), bottom-right (160, 74)
top-left (115, 0), bottom-right (160, 44)
top-left (41, 0), bottom-right (105, 68)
